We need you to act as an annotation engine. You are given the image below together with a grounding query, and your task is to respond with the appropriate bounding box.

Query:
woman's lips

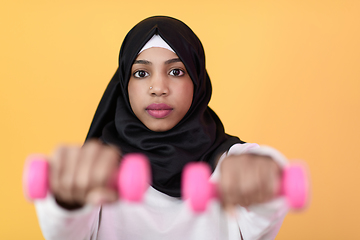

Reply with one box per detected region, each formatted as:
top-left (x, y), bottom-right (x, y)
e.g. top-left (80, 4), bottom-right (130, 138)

top-left (146, 103), bottom-right (173, 118)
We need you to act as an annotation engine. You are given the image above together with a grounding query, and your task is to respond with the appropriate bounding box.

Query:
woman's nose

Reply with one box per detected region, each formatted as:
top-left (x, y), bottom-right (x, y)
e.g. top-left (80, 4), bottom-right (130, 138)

top-left (150, 74), bottom-right (169, 96)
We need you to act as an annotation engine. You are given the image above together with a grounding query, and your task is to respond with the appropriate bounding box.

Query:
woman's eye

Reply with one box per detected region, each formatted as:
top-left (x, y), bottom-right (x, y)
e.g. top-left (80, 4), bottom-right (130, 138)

top-left (133, 70), bottom-right (149, 78)
top-left (169, 69), bottom-right (184, 77)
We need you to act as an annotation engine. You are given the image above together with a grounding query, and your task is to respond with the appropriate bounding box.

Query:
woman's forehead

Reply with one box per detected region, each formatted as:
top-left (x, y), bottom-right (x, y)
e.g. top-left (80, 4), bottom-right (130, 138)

top-left (133, 47), bottom-right (181, 65)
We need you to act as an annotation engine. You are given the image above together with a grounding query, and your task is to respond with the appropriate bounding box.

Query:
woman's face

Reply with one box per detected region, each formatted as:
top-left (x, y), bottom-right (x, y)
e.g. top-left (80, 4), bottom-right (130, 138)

top-left (128, 47), bottom-right (194, 132)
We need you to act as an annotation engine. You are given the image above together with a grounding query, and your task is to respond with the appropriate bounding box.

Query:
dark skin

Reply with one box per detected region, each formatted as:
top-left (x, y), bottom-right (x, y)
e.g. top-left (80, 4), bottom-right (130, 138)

top-left (45, 140), bottom-right (281, 211)
top-left (50, 140), bottom-right (120, 209)
top-left (219, 154), bottom-right (281, 213)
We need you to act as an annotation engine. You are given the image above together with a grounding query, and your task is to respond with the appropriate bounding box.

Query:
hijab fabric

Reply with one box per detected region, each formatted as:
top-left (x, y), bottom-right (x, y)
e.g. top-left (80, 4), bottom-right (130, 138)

top-left (86, 16), bottom-right (243, 197)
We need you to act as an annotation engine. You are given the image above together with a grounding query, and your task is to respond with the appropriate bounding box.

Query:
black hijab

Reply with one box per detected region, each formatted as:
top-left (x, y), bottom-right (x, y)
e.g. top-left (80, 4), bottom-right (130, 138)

top-left (86, 16), bottom-right (243, 197)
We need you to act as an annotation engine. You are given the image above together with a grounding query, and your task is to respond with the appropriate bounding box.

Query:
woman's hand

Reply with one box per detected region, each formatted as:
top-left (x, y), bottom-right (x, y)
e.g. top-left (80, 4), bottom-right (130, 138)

top-left (219, 154), bottom-right (282, 211)
top-left (49, 140), bottom-right (121, 210)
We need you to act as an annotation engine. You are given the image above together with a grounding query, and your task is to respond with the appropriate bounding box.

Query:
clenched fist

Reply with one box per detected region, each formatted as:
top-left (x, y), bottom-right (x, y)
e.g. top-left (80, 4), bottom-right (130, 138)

top-left (219, 154), bottom-right (281, 211)
top-left (49, 140), bottom-right (121, 210)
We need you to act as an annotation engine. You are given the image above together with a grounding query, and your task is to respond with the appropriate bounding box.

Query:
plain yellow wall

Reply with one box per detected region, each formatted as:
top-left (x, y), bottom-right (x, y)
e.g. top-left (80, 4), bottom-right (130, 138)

top-left (1, 0), bottom-right (359, 239)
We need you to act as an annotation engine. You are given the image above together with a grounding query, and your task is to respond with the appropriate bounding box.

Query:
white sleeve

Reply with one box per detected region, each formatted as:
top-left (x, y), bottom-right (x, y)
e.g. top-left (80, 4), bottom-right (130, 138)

top-left (211, 143), bottom-right (289, 240)
top-left (34, 195), bottom-right (100, 240)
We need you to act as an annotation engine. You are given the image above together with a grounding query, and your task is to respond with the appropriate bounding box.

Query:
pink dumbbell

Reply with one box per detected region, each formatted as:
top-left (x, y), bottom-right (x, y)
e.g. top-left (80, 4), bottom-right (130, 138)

top-left (182, 162), bottom-right (309, 213)
top-left (23, 153), bottom-right (151, 202)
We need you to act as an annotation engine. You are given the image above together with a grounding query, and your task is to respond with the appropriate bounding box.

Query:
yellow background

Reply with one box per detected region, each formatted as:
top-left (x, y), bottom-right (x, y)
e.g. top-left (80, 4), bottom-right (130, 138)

top-left (1, 0), bottom-right (359, 239)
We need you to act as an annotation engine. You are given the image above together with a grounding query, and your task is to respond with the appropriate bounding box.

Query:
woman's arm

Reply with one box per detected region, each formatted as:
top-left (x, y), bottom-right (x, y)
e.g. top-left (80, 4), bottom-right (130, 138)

top-left (33, 140), bottom-right (121, 240)
top-left (212, 143), bottom-right (289, 240)
top-left (35, 195), bottom-right (101, 240)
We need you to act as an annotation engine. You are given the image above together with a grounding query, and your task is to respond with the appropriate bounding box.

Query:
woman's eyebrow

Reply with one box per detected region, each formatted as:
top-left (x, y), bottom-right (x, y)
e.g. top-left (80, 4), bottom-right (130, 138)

top-left (165, 58), bottom-right (181, 64)
top-left (133, 58), bottom-right (181, 65)
top-left (134, 59), bottom-right (152, 65)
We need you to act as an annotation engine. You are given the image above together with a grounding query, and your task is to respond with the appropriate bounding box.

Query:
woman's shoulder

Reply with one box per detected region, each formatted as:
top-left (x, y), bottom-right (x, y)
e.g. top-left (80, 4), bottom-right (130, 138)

top-left (227, 143), bottom-right (288, 167)
top-left (226, 142), bottom-right (260, 155)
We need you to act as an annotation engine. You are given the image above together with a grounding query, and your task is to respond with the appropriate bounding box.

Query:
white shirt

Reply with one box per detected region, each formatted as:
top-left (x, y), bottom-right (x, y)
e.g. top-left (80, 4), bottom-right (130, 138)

top-left (35, 143), bottom-right (289, 240)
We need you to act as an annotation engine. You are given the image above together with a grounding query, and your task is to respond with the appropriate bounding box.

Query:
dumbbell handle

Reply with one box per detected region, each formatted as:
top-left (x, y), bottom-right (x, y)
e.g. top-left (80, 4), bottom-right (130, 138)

top-left (182, 162), bottom-right (309, 213)
top-left (23, 153), bottom-right (151, 202)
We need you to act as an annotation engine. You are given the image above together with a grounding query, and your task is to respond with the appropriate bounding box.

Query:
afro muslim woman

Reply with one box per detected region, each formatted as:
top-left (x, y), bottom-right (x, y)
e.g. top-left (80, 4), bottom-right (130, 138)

top-left (34, 16), bottom-right (291, 240)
